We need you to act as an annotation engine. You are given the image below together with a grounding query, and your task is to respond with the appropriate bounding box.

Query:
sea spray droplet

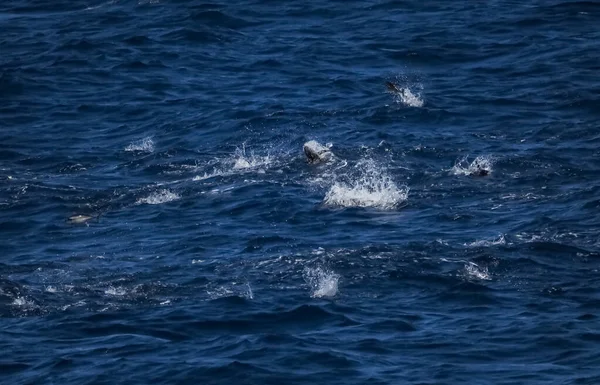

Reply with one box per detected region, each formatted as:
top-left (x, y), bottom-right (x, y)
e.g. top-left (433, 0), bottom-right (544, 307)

top-left (304, 267), bottom-right (339, 298)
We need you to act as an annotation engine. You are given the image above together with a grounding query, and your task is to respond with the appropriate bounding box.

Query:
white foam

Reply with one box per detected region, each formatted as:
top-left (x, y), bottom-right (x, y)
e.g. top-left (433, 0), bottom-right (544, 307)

top-left (323, 159), bottom-right (408, 209)
top-left (136, 189), bottom-right (180, 205)
top-left (304, 267), bottom-right (339, 298)
top-left (451, 155), bottom-right (494, 176)
top-left (125, 137), bottom-right (155, 153)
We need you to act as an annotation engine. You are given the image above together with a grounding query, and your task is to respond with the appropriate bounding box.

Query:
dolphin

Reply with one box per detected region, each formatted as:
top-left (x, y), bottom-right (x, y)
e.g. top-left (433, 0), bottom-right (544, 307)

top-left (303, 140), bottom-right (332, 164)
top-left (67, 214), bottom-right (95, 224)
top-left (471, 158), bottom-right (491, 177)
top-left (386, 81), bottom-right (405, 96)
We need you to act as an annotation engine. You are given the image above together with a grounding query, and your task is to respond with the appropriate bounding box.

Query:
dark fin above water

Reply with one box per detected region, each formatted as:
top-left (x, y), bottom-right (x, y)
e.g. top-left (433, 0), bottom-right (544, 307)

top-left (472, 168), bottom-right (489, 177)
top-left (386, 81), bottom-right (403, 94)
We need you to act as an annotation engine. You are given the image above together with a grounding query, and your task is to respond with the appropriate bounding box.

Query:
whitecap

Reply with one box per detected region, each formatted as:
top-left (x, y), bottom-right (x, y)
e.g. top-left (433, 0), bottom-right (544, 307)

top-left (125, 137), bottom-right (155, 153)
top-left (136, 189), bottom-right (180, 205)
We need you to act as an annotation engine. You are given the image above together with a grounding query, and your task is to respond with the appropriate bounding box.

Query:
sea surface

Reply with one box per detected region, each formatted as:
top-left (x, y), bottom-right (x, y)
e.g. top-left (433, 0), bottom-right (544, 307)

top-left (1, 0), bottom-right (600, 384)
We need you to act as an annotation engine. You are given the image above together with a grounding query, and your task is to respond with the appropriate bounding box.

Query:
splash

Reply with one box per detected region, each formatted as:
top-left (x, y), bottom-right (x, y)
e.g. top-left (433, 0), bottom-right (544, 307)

top-left (136, 189), bottom-right (180, 205)
top-left (12, 297), bottom-right (37, 309)
top-left (464, 262), bottom-right (491, 281)
top-left (193, 145), bottom-right (274, 181)
top-left (397, 87), bottom-right (424, 107)
top-left (451, 155), bottom-right (494, 176)
top-left (232, 145), bottom-right (272, 170)
top-left (105, 286), bottom-right (128, 296)
top-left (304, 267), bottom-right (339, 298)
top-left (323, 159), bottom-right (408, 209)
top-left (125, 137), bottom-right (155, 153)
top-left (387, 79), bottom-right (424, 107)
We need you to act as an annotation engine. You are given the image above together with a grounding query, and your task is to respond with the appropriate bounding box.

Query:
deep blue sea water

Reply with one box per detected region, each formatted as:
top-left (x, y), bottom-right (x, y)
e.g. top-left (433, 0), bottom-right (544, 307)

top-left (2, 0), bottom-right (600, 383)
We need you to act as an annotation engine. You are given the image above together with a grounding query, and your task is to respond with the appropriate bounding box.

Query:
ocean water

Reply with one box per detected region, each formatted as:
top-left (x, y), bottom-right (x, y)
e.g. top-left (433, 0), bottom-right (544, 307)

top-left (1, 0), bottom-right (600, 384)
